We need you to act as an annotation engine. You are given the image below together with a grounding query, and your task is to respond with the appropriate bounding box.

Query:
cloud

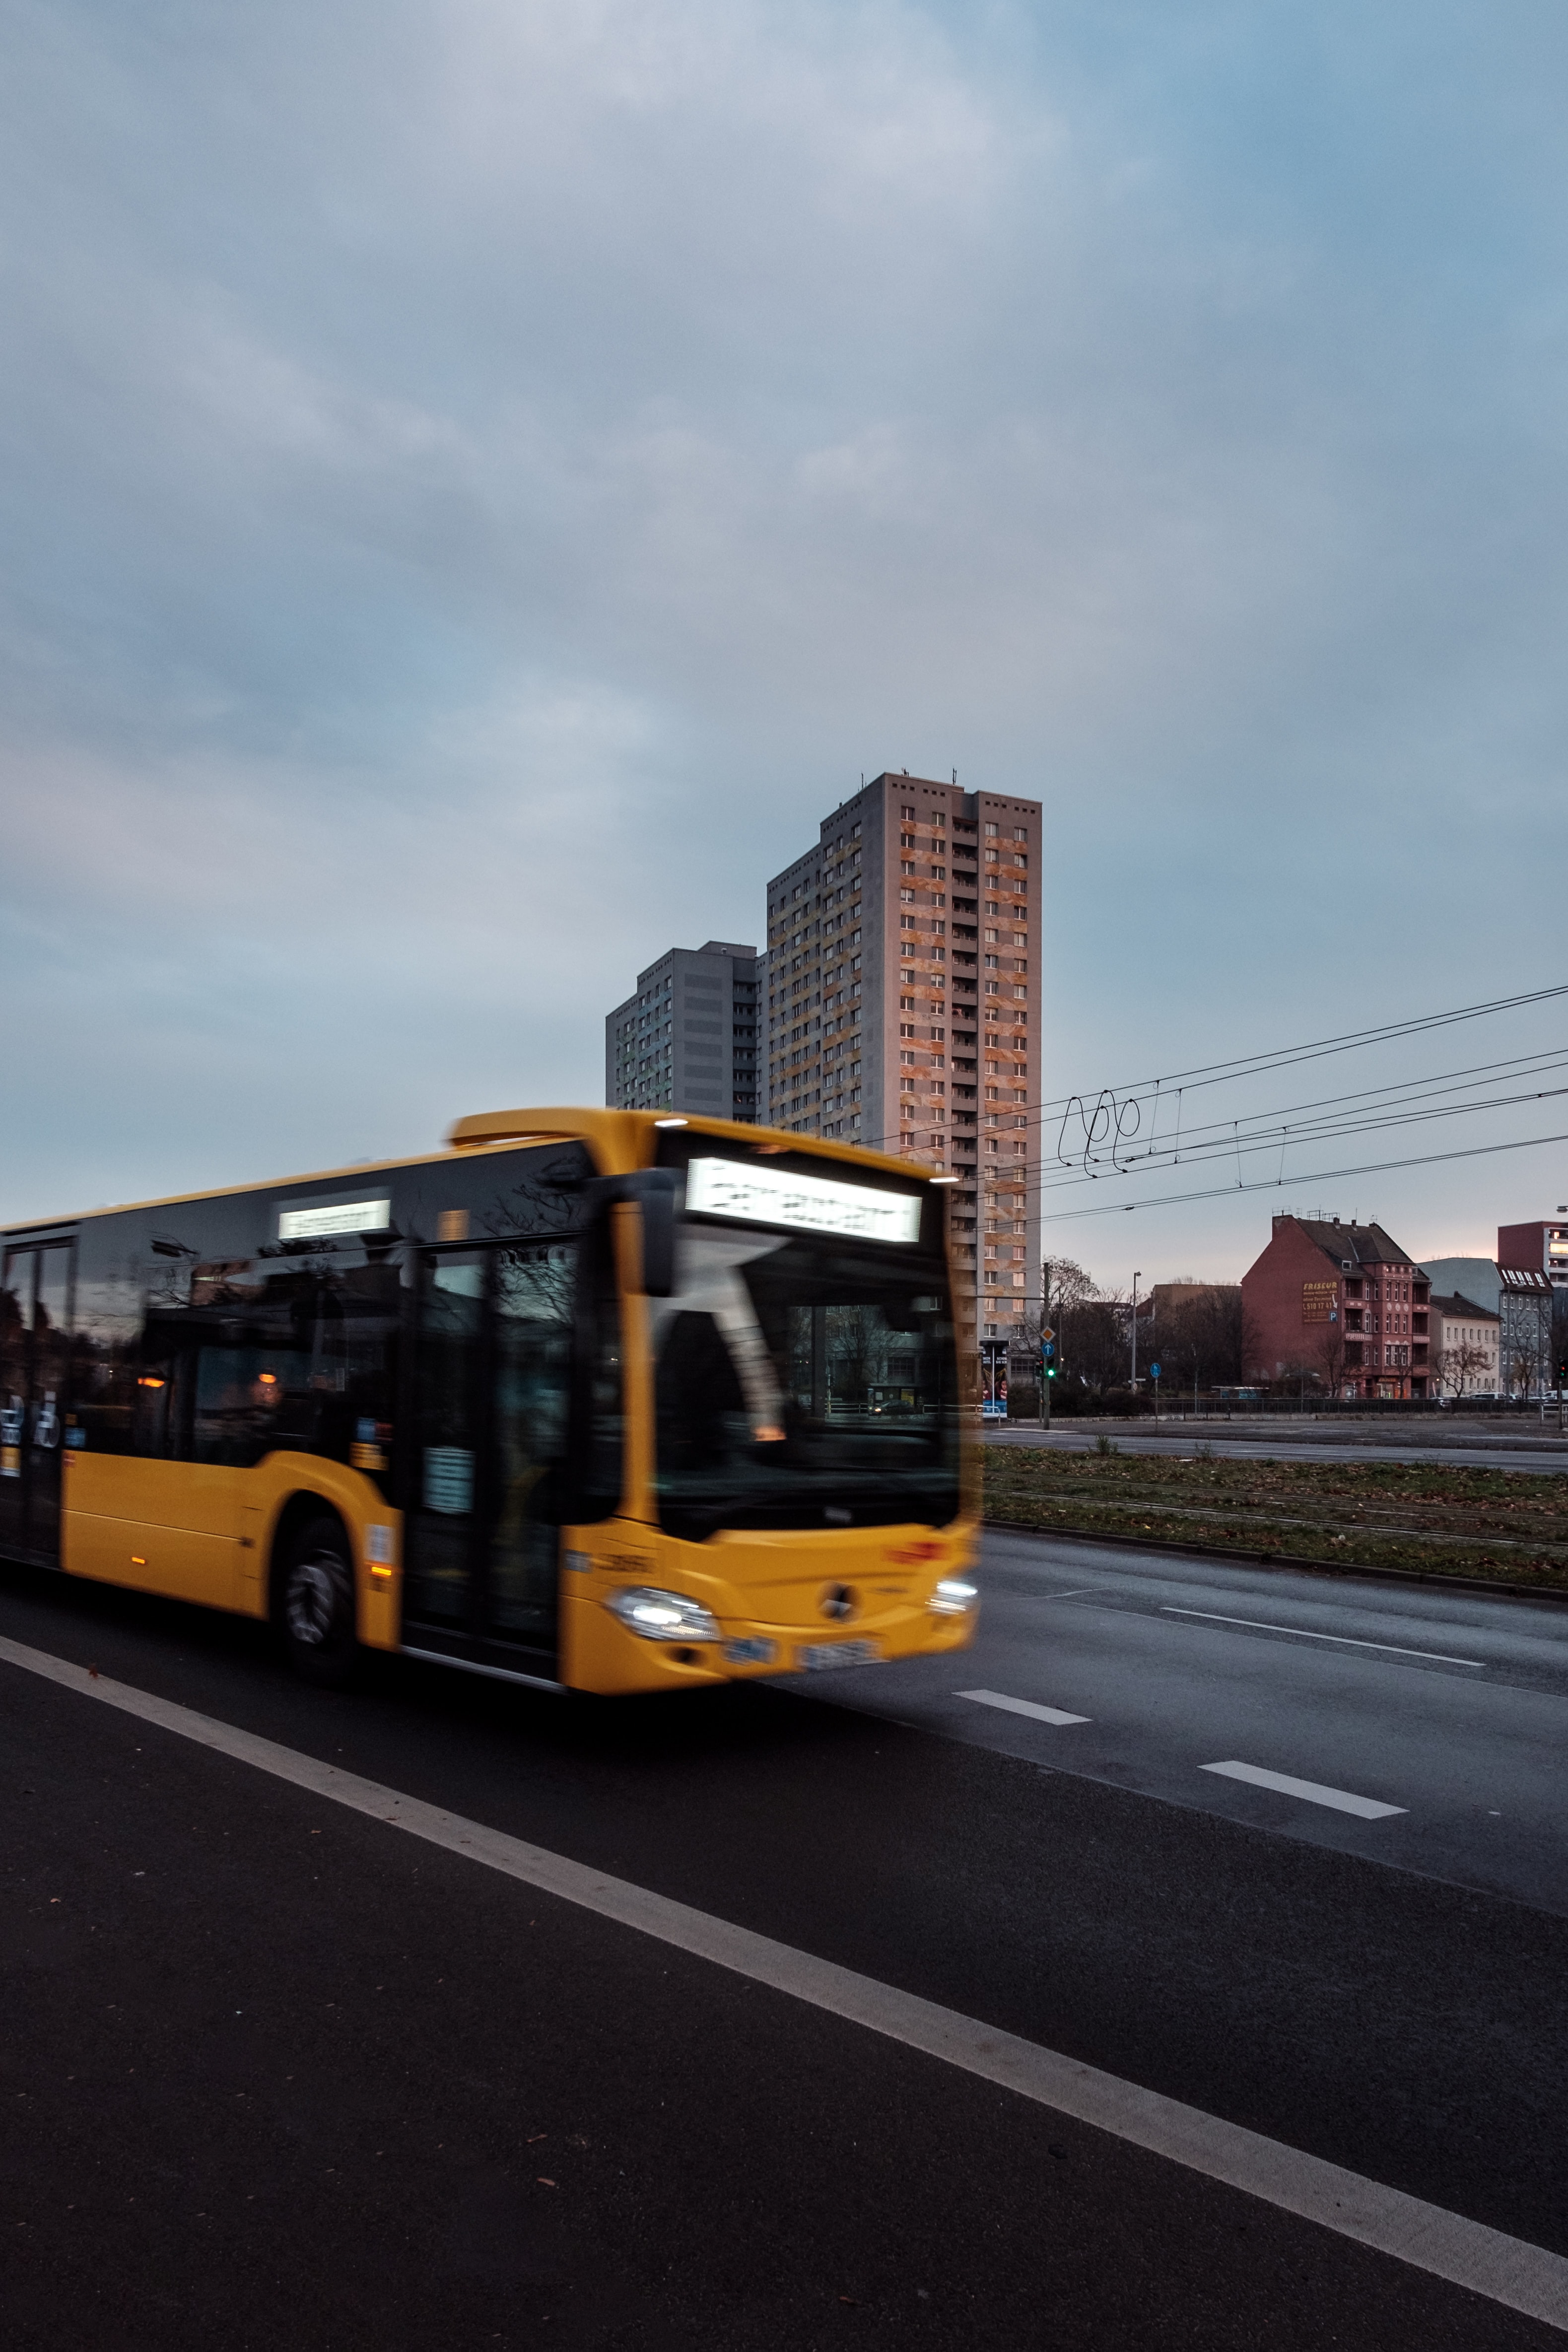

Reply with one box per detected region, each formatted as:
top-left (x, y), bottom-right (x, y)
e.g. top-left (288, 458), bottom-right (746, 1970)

top-left (1, 0), bottom-right (1566, 1273)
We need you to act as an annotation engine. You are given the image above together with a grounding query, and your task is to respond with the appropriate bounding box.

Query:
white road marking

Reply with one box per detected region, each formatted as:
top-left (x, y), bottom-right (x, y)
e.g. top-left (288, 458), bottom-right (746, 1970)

top-left (957, 1688), bottom-right (1091, 1727)
top-left (1201, 1760), bottom-right (1408, 1820)
top-left (1162, 1607), bottom-right (1483, 1669)
top-left (2, 1633), bottom-right (1562, 2333)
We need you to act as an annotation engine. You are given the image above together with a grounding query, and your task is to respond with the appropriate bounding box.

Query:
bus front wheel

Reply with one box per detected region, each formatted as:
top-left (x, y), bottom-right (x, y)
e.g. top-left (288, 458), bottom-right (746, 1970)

top-left (280, 1515), bottom-right (360, 1688)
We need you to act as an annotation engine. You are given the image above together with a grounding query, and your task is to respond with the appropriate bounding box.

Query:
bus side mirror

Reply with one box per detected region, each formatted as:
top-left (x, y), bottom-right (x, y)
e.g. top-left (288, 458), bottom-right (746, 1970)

top-left (632, 1171), bottom-right (680, 1297)
top-left (589, 1170), bottom-right (681, 1297)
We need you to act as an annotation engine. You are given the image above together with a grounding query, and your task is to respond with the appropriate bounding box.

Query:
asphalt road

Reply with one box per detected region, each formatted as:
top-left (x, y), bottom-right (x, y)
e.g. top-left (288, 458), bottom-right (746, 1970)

top-left (788, 1530), bottom-right (1568, 1916)
top-left (6, 1538), bottom-right (1568, 2350)
top-left (988, 1423), bottom-right (1568, 1472)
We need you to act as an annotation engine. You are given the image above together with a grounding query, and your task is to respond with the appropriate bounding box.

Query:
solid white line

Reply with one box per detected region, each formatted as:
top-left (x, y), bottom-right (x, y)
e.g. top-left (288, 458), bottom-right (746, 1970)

top-left (957, 1688), bottom-right (1091, 1727)
top-left (1201, 1760), bottom-right (1408, 1820)
top-left (2, 1633), bottom-right (1561, 2331)
top-left (1162, 1607), bottom-right (1484, 1669)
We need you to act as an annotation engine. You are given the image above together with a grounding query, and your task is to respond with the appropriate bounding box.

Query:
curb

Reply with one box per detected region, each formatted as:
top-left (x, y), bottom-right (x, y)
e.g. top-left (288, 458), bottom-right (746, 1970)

top-left (981, 1516), bottom-right (1568, 1608)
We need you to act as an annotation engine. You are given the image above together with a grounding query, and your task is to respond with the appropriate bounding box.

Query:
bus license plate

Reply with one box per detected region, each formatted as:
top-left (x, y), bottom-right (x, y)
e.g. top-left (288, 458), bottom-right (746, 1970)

top-left (796, 1638), bottom-right (881, 1672)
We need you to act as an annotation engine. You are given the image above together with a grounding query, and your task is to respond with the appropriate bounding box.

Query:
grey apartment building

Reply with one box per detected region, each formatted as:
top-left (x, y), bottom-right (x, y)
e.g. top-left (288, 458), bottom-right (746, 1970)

top-left (605, 941), bottom-right (762, 1123)
top-left (764, 772), bottom-right (1043, 1344)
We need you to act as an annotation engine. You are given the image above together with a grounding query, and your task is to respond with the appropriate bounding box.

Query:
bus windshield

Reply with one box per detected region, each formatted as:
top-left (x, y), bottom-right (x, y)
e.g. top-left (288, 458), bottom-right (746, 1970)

top-left (651, 1221), bottom-right (961, 1542)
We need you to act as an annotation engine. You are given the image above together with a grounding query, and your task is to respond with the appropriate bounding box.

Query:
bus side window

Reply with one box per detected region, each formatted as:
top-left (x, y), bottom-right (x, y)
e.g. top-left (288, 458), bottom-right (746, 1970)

top-left (187, 1265), bottom-right (398, 1470)
top-left (313, 1267), bottom-right (399, 1469)
top-left (573, 1222), bottom-right (623, 1521)
top-left (132, 1358), bottom-right (181, 1458)
top-left (192, 1344), bottom-right (311, 1466)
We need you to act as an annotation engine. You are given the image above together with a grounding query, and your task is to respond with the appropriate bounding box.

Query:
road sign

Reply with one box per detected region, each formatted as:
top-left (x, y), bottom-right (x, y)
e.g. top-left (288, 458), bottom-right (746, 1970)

top-left (1150, 1362), bottom-right (1161, 1379)
top-left (1041, 1327), bottom-right (1055, 1343)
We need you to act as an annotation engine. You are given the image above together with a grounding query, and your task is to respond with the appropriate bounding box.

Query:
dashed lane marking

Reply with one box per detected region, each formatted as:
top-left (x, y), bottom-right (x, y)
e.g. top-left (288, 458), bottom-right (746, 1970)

top-left (1, 1633), bottom-right (1561, 2332)
top-left (1201, 1760), bottom-right (1408, 1820)
top-left (956, 1688), bottom-right (1091, 1727)
top-left (1162, 1607), bottom-right (1484, 1669)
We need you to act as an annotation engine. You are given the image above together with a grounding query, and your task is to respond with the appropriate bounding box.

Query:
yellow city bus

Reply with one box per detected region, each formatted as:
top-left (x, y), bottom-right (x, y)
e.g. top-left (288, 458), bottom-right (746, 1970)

top-left (0, 1109), bottom-right (979, 1693)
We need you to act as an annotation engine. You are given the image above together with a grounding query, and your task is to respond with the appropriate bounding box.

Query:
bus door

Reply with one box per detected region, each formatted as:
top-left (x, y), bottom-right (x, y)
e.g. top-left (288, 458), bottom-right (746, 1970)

top-left (0, 1241), bottom-right (73, 1566)
top-left (402, 1241), bottom-right (577, 1675)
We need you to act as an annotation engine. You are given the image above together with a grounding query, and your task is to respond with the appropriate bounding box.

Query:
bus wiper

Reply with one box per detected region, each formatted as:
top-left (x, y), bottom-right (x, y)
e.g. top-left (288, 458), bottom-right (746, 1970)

top-left (709, 1275), bottom-right (786, 1443)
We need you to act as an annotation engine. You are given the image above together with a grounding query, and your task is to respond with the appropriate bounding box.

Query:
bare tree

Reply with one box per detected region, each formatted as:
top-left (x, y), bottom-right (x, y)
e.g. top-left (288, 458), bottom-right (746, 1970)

top-left (1042, 1258), bottom-right (1130, 1395)
top-left (1432, 1339), bottom-right (1490, 1402)
top-left (1316, 1318), bottom-right (1350, 1397)
top-left (1151, 1286), bottom-right (1252, 1398)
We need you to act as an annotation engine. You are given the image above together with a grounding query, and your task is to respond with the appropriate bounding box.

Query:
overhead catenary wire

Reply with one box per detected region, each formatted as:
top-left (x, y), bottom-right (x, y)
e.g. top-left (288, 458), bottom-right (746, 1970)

top-left (1047, 1045), bottom-right (1568, 1173)
top-left (1030, 981), bottom-right (1568, 1117)
top-left (896, 982), bottom-right (1568, 1204)
top-left (818, 982), bottom-right (1568, 1212)
top-left (1037, 1064), bottom-right (1568, 1194)
top-left (1035, 1127), bottom-right (1568, 1223)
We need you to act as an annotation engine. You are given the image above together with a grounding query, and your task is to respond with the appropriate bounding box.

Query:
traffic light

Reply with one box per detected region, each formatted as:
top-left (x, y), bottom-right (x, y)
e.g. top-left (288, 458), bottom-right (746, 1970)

top-left (1557, 1352), bottom-right (1568, 1392)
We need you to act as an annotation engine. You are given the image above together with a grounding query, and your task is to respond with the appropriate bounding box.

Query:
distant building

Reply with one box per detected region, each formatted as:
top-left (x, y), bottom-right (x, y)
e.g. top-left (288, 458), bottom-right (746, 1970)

top-left (1427, 1295), bottom-right (1501, 1399)
top-left (1498, 1218), bottom-right (1568, 1296)
top-left (605, 941), bottom-right (762, 1123)
top-left (1241, 1214), bottom-right (1432, 1399)
top-left (764, 770), bottom-right (1043, 1347)
top-left (1422, 1249), bottom-right (1559, 1397)
top-left (1419, 1257), bottom-right (1501, 1315)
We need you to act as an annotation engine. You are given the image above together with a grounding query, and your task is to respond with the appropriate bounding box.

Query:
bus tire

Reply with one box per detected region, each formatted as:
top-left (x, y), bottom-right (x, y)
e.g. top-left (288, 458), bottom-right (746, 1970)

top-left (280, 1514), bottom-right (360, 1688)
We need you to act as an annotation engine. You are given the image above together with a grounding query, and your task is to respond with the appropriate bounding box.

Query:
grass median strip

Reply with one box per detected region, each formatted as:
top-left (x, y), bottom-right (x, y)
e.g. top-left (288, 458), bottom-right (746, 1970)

top-left (984, 1444), bottom-right (1568, 1590)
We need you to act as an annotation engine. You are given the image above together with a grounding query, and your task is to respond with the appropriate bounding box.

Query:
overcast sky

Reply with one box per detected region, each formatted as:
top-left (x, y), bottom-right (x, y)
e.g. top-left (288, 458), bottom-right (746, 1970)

top-left (2, 0), bottom-right (1565, 1284)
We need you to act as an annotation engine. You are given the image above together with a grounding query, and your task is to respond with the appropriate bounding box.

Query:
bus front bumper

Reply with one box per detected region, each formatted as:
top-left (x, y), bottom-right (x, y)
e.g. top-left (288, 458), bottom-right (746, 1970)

top-left (557, 1520), bottom-right (979, 1695)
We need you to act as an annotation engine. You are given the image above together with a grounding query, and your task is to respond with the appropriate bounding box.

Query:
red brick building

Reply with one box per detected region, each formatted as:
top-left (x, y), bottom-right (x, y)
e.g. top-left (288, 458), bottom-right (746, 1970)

top-left (1240, 1215), bottom-right (1432, 1399)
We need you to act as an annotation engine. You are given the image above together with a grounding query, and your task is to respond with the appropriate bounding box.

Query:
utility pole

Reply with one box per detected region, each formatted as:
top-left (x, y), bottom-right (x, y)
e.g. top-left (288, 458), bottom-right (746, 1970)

top-left (1131, 1271), bottom-right (1141, 1388)
top-left (1041, 1262), bottom-right (1051, 1430)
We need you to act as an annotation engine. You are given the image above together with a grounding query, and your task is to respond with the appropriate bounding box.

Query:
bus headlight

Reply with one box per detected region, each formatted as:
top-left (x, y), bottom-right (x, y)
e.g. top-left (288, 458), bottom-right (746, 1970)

top-left (605, 1586), bottom-right (722, 1643)
top-left (930, 1578), bottom-right (978, 1616)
